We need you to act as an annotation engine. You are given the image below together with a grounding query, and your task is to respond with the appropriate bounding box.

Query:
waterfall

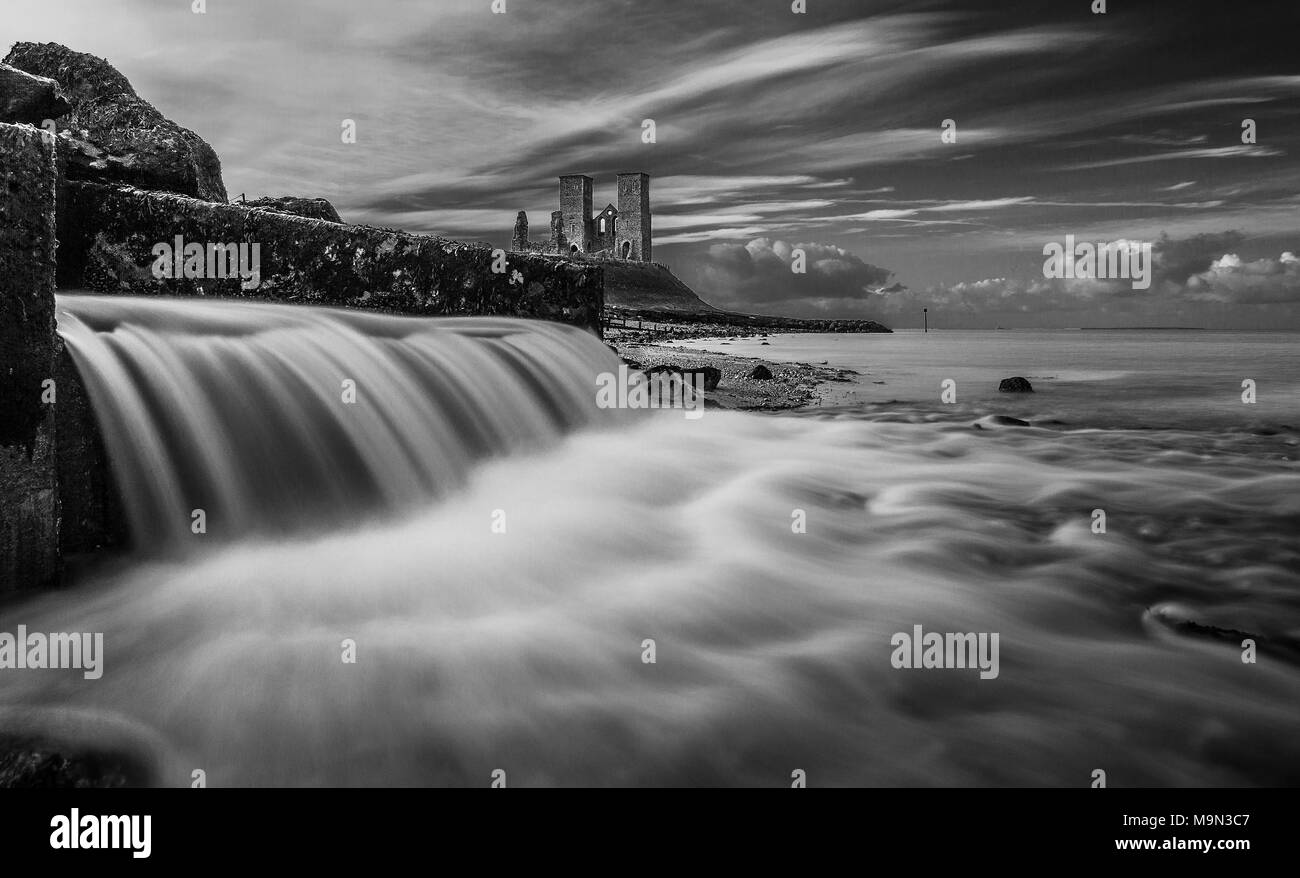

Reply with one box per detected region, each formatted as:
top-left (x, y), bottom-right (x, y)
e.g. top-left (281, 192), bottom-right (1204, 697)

top-left (56, 294), bottom-right (620, 548)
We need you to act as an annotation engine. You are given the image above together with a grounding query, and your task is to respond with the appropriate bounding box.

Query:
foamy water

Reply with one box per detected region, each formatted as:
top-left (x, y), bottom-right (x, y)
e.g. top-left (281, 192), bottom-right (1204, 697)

top-left (4, 413), bottom-right (1299, 786)
top-left (2, 304), bottom-right (1298, 786)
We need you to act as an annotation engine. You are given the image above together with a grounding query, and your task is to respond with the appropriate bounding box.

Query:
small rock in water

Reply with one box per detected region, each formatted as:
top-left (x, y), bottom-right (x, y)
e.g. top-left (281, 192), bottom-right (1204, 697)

top-left (973, 415), bottom-right (1030, 429)
top-left (998, 376), bottom-right (1033, 393)
top-left (1142, 604), bottom-right (1262, 651)
top-left (749, 365), bottom-right (774, 380)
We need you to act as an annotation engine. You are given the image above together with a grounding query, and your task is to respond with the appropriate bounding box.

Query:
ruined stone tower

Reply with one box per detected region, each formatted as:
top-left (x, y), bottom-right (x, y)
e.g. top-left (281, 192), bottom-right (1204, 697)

top-left (549, 210), bottom-right (566, 251)
top-left (511, 211), bottom-right (529, 252)
top-left (559, 174), bottom-right (593, 253)
top-left (616, 173), bottom-right (651, 262)
top-left (592, 203), bottom-right (618, 253)
top-left (511, 173), bottom-right (652, 261)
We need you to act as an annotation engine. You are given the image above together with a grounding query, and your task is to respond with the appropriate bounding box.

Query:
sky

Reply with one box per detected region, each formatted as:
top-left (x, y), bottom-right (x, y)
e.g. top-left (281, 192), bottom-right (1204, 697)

top-left (4, 0), bottom-right (1299, 327)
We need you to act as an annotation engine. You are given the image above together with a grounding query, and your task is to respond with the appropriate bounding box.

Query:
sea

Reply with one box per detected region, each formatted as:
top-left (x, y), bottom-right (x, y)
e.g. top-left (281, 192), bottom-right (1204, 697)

top-left (674, 329), bottom-right (1300, 431)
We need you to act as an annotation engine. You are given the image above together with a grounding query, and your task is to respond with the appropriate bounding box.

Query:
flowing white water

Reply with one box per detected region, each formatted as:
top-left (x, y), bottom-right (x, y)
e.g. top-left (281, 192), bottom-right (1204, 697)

top-left (55, 295), bottom-right (621, 546)
top-left (2, 297), bottom-right (1298, 786)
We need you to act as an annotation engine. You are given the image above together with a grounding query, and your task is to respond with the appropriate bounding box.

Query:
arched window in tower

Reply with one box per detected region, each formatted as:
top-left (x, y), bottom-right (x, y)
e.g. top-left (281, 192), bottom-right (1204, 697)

top-left (622, 241), bottom-right (632, 259)
top-left (599, 217), bottom-right (606, 234)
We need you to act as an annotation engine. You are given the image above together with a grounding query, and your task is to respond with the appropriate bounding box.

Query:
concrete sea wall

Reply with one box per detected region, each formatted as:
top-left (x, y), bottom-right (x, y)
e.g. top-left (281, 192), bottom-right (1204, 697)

top-left (0, 122), bottom-right (60, 592)
top-left (58, 182), bottom-right (605, 332)
top-left (0, 125), bottom-right (606, 593)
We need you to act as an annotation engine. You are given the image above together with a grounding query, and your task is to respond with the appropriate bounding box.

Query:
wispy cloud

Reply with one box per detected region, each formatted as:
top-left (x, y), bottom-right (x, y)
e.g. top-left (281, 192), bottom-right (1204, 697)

top-left (1062, 146), bottom-right (1285, 171)
top-left (10, 0), bottom-right (1299, 325)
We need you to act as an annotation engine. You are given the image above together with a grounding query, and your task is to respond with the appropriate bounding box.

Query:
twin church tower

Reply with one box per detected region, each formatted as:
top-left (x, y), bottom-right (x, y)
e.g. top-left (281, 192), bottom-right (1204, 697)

top-left (511, 173), bottom-right (651, 262)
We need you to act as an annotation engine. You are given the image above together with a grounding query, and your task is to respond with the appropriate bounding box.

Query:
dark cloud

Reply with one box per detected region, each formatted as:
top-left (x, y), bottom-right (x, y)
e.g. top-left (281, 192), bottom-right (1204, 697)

top-left (1152, 231), bottom-right (1246, 283)
top-left (689, 238), bottom-right (893, 315)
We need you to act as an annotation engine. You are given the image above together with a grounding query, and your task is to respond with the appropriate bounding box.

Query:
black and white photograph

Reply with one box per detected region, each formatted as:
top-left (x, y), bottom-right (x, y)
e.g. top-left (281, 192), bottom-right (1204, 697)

top-left (0, 0), bottom-right (1296, 855)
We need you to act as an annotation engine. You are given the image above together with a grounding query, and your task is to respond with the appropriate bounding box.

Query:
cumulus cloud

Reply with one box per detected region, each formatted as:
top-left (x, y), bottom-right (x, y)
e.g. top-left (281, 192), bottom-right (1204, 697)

top-left (1150, 231), bottom-right (1245, 283)
top-left (686, 235), bottom-right (1153, 320)
top-left (884, 234), bottom-right (1300, 323)
top-left (1184, 250), bottom-right (1300, 304)
top-left (690, 238), bottom-right (894, 315)
top-left (684, 232), bottom-right (1300, 324)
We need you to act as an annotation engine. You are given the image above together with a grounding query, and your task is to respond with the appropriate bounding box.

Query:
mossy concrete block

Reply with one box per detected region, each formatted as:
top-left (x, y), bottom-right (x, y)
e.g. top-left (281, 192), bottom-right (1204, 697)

top-left (58, 182), bottom-right (605, 332)
top-left (0, 121), bottom-right (60, 591)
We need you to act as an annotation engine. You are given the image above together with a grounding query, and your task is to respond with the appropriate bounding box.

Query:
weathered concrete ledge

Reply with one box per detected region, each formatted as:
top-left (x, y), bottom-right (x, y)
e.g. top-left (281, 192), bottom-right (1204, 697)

top-left (0, 122), bottom-right (59, 592)
top-left (58, 182), bottom-right (605, 332)
top-left (2, 127), bottom-right (608, 593)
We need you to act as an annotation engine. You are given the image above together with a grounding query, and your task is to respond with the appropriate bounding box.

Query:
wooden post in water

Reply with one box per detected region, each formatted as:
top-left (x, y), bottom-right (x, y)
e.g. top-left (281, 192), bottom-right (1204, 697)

top-left (923, 308), bottom-right (928, 333)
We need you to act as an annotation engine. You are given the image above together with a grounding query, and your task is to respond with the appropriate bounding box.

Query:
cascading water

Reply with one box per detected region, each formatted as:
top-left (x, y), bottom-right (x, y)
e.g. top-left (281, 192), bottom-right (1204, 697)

top-left (55, 295), bottom-right (622, 547)
top-left (1, 297), bottom-right (1298, 786)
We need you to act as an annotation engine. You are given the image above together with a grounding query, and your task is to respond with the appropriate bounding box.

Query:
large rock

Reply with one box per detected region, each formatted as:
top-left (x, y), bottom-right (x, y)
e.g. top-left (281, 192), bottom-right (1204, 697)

top-left (998, 376), bottom-right (1034, 393)
top-left (646, 364), bottom-right (721, 392)
top-left (0, 64), bottom-right (70, 124)
top-left (3, 42), bottom-right (227, 202)
top-left (245, 196), bottom-right (343, 224)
